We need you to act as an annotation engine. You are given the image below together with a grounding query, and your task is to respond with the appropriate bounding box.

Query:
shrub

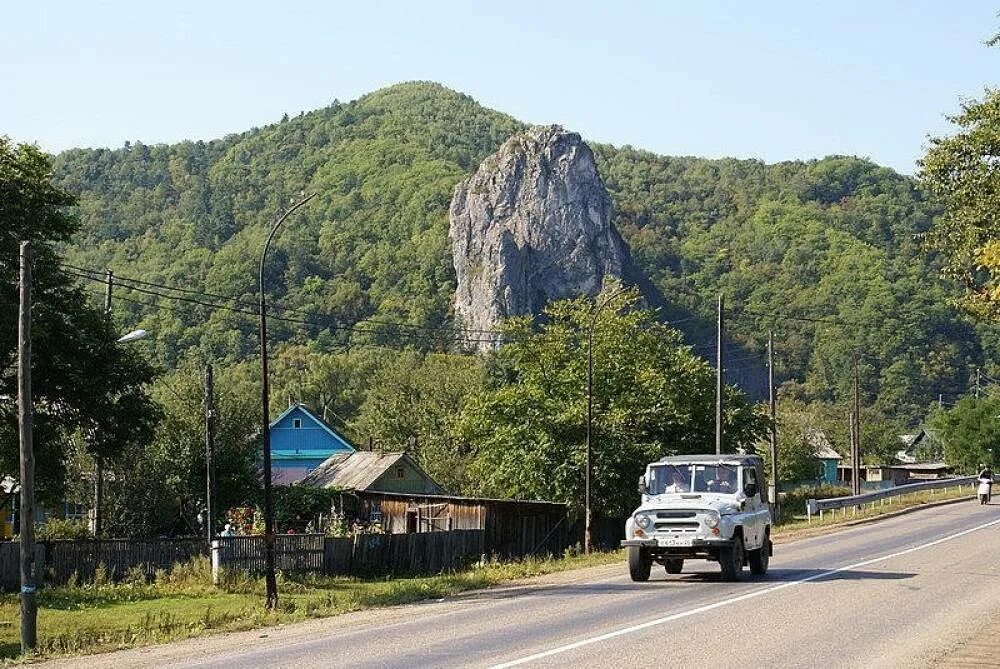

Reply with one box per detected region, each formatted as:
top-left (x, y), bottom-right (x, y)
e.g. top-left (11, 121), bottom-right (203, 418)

top-left (36, 518), bottom-right (92, 541)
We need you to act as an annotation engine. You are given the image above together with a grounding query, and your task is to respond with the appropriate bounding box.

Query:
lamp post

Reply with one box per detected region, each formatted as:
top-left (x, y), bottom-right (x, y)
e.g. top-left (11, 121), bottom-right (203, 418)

top-left (94, 328), bottom-right (150, 537)
top-left (259, 193), bottom-right (314, 610)
top-left (585, 286), bottom-right (628, 554)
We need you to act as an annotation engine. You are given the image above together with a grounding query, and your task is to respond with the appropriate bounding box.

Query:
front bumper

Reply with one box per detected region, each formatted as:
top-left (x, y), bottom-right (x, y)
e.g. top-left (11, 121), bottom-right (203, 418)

top-left (621, 537), bottom-right (734, 549)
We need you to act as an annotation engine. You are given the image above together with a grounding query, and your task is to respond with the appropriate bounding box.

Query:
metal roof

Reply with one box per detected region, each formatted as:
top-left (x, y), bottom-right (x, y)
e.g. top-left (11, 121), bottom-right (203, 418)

top-left (358, 490), bottom-right (567, 508)
top-left (298, 451), bottom-right (438, 491)
top-left (887, 462), bottom-right (952, 471)
top-left (806, 429), bottom-right (842, 460)
top-left (654, 454), bottom-right (763, 465)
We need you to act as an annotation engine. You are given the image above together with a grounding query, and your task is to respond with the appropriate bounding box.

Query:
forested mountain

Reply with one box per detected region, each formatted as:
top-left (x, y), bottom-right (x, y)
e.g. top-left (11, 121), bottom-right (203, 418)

top-left (50, 81), bottom-right (994, 426)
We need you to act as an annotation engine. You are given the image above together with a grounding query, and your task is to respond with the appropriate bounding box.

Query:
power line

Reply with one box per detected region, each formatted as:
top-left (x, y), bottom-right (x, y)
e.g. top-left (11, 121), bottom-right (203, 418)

top-left (62, 262), bottom-right (506, 337)
top-left (70, 268), bottom-right (491, 345)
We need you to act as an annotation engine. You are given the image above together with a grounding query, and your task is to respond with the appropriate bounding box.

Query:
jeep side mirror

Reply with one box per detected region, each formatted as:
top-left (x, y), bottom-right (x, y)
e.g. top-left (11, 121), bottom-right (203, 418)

top-left (637, 474), bottom-right (647, 495)
top-left (744, 482), bottom-right (758, 498)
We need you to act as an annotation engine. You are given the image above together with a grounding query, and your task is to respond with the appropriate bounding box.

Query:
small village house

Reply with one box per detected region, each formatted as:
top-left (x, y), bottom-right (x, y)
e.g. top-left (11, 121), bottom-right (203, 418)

top-left (806, 429), bottom-right (842, 485)
top-left (298, 451), bottom-right (443, 496)
top-left (269, 404), bottom-right (355, 485)
top-left (300, 450), bottom-right (571, 555)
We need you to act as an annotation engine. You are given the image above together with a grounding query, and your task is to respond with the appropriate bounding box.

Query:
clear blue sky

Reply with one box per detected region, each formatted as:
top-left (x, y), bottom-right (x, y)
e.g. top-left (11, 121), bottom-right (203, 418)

top-left (3, 1), bottom-right (996, 174)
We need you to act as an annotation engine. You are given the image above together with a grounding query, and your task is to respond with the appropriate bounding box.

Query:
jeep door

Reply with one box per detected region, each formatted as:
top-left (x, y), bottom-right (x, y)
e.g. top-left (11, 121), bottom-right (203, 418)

top-left (741, 466), bottom-right (764, 550)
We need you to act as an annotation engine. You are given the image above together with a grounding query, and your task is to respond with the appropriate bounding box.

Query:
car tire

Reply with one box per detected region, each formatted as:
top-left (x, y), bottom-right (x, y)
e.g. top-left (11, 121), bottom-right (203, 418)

top-left (628, 546), bottom-right (652, 582)
top-left (664, 558), bottom-right (684, 574)
top-left (749, 539), bottom-right (770, 576)
top-left (719, 534), bottom-right (745, 581)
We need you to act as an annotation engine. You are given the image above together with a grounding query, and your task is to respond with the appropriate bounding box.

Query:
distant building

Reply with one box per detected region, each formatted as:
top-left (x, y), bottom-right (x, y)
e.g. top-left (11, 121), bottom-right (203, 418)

top-left (806, 429), bottom-right (842, 484)
top-left (896, 428), bottom-right (945, 464)
top-left (269, 404), bottom-right (355, 485)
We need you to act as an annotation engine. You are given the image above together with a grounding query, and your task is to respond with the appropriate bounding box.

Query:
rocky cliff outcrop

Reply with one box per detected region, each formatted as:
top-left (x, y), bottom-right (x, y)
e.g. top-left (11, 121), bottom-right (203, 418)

top-left (449, 125), bottom-right (629, 348)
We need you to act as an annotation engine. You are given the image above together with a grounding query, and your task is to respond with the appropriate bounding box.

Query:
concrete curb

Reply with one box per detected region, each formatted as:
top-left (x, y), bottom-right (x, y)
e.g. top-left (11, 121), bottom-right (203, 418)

top-left (773, 494), bottom-right (976, 545)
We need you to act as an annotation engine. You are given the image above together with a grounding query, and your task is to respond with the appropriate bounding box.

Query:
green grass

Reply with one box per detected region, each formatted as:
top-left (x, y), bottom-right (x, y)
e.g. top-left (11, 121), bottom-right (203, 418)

top-left (0, 550), bottom-right (624, 662)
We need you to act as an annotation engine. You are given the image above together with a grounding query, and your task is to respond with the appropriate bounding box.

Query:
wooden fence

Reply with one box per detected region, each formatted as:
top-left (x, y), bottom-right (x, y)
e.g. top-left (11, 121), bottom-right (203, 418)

top-left (215, 530), bottom-right (484, 578)
top-left (0, 530), bottom-right (489, 591)
top-left (351, 530), bottom-right (484, 575)
top-left (44, 538), bottom-right (208, 585)
top-left (214, 534), bottom-right (328, 575)
top-left (0, 542), bottom-right (44, 592)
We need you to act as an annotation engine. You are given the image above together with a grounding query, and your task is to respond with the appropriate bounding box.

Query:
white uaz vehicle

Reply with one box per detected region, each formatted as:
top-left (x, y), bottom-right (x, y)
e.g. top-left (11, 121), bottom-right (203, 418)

top-left (621, 454), bottom-right (772, 582)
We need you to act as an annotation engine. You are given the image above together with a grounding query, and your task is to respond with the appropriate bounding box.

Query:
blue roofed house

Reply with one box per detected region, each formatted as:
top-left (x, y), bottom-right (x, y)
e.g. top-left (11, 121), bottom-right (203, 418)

top-left (269, 404), bottom-right (355, 485)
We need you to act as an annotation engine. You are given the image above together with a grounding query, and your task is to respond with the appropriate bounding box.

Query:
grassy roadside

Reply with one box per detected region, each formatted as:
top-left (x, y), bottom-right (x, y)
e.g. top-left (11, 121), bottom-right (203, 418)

top-left (2, 483), bottom-right (978, 663)
top-left (773, 483), bottom-right (976, 537)
top-left (1, 550), bottom-right (624, 663)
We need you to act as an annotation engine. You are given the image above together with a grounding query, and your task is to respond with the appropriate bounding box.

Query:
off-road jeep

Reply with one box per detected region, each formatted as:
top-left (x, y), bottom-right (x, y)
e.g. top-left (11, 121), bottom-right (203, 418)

top-left (621, 454), bottom-right (772, 582)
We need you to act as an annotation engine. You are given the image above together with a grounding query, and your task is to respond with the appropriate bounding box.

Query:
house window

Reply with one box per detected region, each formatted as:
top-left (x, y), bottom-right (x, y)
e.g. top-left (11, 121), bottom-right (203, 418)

top-left (293, 419), bottom-right (301, 428)
top-left (396, 467), bottom-right (405, 479)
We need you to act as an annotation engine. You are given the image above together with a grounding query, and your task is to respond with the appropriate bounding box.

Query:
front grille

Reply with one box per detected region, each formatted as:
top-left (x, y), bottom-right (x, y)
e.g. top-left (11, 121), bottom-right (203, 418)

top-left (656, 511), bottom-right (696, 519)
top-left (654, 521), bottom-right (700, 532)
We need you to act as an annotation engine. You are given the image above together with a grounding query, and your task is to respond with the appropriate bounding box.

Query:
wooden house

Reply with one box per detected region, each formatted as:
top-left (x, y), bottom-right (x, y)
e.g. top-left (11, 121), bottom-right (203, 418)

top-left (269, 404), bottom-right (355, 485)
top-left (298, 451), bottom-right (442, 495)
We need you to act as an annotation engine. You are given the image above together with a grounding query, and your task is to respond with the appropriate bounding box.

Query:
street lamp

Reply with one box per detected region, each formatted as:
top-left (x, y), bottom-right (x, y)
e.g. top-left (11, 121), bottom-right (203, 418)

top-left (584, 285), bottom-right (628, 554)
top-left (116, 329), bottom-right (148, 344)
top-left (259, 193), bottom-right (314, 610)
top-left (94, 327), bottom-right (151, 536)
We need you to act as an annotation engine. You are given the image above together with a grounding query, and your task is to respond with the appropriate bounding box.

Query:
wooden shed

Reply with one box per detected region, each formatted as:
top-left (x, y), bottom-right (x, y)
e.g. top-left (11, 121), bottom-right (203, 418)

top-left (344, 491), bottom-right (571, 558)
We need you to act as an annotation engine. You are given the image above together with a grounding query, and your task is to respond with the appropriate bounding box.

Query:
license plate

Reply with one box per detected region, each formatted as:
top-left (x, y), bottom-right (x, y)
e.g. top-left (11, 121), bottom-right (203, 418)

top-left (657, 535), bottom-right (693, 547)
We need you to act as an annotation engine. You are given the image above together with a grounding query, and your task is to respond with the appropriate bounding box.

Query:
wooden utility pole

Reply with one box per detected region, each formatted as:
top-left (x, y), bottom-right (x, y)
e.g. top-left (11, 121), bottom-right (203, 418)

top-left (204, 364), bottom-right (216, 544)
top-left (768, 331), bottom-right (778, 514)
top-left (852, 353), bottom-right (862, 497)
top-left (104, 269), bottom-right (113, 316)
top-left (715, 294), bottom-right (724, 456)
top-left (93, 270), bottom-right (113, 538)
top-left (18, 241), bottom-right (37, 652)
top-left (976, 367), bottom-right (982, 399)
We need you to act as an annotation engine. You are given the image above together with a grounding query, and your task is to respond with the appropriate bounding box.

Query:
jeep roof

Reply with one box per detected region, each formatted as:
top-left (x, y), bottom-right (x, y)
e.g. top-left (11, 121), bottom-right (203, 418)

top-left (653, 454), bottom-right (763, 466)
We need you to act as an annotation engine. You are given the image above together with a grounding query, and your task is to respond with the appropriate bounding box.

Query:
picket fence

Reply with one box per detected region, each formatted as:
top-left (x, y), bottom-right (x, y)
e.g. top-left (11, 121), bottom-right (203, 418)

top-left (0, 530), bottom-right (488, 592)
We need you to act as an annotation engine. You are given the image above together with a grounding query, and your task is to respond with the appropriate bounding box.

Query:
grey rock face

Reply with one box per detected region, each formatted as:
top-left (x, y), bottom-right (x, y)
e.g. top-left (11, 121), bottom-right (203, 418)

top-left (449, 125), bottom-right (628, 348)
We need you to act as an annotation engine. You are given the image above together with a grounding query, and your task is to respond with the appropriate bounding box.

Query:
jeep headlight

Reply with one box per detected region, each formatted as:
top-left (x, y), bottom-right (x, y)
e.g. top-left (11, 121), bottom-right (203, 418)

top-left (634, 513), bottom-right (651, 529)
top-left (703, 512), bottom-right (720, 529)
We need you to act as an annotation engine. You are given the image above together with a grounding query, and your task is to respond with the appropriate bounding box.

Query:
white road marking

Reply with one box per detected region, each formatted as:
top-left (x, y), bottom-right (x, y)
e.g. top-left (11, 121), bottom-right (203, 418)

top-left (490, 516), bottom-right (1000, 668)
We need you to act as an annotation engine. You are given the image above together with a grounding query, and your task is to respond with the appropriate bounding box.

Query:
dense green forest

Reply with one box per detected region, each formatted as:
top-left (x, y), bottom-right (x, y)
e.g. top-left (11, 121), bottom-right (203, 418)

top-left (50, 81), bottom-right (995, 431)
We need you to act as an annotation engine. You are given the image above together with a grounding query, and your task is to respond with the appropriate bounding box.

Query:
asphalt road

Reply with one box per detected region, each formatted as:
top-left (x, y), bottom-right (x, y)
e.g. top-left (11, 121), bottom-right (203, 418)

top-left (45, 502), bottom-right (1000, 669)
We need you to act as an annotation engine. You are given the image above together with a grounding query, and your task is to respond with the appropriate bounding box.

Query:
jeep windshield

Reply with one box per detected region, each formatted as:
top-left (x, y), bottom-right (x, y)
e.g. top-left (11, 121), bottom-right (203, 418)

top-left (648, 463), bottom-right (740, 495)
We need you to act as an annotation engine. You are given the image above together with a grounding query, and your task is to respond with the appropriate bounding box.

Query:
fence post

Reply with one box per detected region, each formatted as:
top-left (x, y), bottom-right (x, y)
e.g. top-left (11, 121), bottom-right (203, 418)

top-left (34, 544), bottom-right (44, 591)
top-left (211, 540), bottom-right (221, 585)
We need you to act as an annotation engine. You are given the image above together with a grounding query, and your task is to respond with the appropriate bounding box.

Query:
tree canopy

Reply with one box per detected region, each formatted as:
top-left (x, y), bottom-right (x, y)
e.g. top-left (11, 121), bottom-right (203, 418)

top-left (921, 87), bottom-right (1000, 321)
top-left (0, 137), bottom-right (159, 503)
top-left (457, 288), bottom-right (769, 518)
top-left (928, 395), bottom-right (1000, 474)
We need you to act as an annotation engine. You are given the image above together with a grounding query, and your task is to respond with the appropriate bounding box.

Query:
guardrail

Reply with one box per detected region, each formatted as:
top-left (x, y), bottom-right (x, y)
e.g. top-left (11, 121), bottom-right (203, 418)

top-left (806, 476), bottom-right (981, 522)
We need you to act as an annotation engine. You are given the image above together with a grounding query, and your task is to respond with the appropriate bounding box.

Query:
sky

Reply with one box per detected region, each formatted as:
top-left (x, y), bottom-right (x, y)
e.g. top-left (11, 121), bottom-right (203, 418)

top-left (2, 1), bottom-right (996, 174)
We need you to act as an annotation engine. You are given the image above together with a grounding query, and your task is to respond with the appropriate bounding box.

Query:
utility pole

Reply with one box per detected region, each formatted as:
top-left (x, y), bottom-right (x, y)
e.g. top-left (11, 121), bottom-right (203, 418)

top-left (18, 241), bottom-right (37, 652)
top-left (849, 411), bottom-right (857, 494)
top-left (104, 269), bottom-right (113, 316)
top-left (768, 331), bottom-right (778, 514)
top-left (93, 270), bottom-right (114, 538)
top-left (583, 287), bottom-right (628, 554)
top-left (976, 367), bottom-right (982, 399)
top-left (204, 364), bottom-right (216, 545)
top-left (715, 294), bottom-right (724, 455)
top-left (852, 353), bottom-right (862, 497)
